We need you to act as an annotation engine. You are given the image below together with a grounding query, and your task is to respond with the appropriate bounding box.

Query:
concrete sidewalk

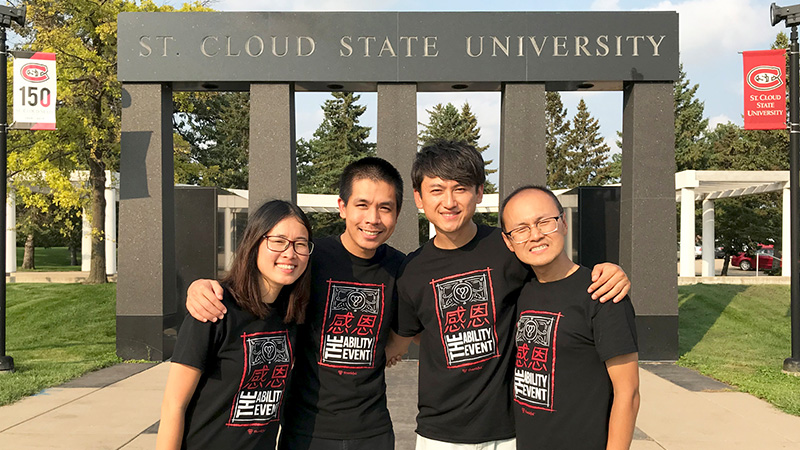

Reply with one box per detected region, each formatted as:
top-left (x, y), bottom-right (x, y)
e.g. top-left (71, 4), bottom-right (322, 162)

top-left (1, 361), bottom-right (798, 449)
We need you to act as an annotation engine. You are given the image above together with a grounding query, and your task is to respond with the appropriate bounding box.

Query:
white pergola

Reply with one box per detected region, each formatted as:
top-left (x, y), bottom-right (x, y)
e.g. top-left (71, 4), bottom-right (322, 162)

top-left (218, 192), bottom-right (502, 268)
top-left (9, 170), bottom-right (786, 279)
top-left (676, 170), bottom-right (790, 278)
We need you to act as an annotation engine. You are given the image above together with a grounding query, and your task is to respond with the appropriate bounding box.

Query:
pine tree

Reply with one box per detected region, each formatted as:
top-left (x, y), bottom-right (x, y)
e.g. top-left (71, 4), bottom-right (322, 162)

top-left (545, 92), bottom-right (571, 188)
top-left (298, 92), bottom-right (375, 195)
top-left (674, 64), bottom-right (709, 171)
top-left (418, 102), bottom-right (496, 193)
top-left (419, 103), bottom-right (463, 145)
top-left (562, 99), bottom-right (613, 187)
top-left (297, 92), bottom-right (376, 236)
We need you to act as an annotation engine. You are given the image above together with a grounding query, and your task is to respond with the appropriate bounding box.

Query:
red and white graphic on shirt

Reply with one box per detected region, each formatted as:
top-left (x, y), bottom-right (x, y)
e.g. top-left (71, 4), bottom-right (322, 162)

top-left (228, 331), bottom-right (293, 427)
top-left (432, 269), bottom-right (500, 368)
top-left (513, 310), bottom-right (561, 411)
top-left (319, 280), bottom-right (384, 369)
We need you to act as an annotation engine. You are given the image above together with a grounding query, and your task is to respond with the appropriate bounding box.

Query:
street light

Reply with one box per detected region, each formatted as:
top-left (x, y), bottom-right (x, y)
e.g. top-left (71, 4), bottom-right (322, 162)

top-left (0, 3), bottom-right (25, 375)
top-left (771, 2), bottom-right (800, 375)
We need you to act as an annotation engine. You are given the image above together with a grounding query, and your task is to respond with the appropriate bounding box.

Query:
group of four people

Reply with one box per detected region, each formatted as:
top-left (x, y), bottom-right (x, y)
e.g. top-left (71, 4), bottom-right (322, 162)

top-left (155, 140), bottom-right (639, 450)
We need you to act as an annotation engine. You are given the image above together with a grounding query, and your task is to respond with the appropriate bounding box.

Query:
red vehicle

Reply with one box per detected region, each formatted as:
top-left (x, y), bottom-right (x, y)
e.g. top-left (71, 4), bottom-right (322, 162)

top-left (731, 245), bottom-right (781, 271)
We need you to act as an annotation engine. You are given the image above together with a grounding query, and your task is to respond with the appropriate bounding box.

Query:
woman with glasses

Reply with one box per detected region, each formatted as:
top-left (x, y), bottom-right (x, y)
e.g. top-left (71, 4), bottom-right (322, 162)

top-left (156, 200), bottom-right (314, 450)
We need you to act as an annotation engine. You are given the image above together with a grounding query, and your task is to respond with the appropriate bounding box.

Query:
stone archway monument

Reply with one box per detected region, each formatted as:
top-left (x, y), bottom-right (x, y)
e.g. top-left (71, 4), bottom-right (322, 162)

top-left (116, 11), bottom-right (678, 361)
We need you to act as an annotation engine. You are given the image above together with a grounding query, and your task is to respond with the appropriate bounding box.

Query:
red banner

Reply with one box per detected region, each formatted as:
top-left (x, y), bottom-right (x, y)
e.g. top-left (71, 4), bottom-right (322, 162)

top-left (743, 49), bottom-right (786, 130)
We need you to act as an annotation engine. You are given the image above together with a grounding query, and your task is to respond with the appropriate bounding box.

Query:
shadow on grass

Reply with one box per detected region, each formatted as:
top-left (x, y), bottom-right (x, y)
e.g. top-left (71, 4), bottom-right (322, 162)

top-left (678, 284), bottom-right (748, 357)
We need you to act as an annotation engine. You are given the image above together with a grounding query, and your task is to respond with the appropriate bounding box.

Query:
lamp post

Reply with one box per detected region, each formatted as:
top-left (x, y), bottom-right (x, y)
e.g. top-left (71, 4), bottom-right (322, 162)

top-left (0, 4), bottom-right (25, 375)
top-left (772, 3), bottom-right (800, 375)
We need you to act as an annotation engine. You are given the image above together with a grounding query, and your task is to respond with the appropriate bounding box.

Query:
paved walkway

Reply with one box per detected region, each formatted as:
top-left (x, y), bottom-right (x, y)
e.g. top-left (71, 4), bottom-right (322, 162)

top-left (0, 361), bottom-right (799, 449)
top-left (6, 271), bottom-right (118, 283)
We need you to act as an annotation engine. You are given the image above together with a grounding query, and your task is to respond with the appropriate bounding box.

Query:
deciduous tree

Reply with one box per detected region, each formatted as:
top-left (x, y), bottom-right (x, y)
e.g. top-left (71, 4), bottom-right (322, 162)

top-left (173, 92), bottom-right (250, 189)
top-left (12, 1), bottom-right (208, 283)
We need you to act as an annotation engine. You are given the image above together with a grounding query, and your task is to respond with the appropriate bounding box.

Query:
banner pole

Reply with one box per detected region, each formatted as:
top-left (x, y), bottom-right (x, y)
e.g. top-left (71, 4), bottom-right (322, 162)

top-left (0, 24), bottom-right (12, 374)
top-left (785, 25), bottom-right (800, 374)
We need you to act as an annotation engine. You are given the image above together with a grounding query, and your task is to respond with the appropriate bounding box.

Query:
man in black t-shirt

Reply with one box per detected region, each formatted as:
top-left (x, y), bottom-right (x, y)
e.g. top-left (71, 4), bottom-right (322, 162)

top-left (186, 157), bottom-right (408, 450)
top-left (500, 185), bottom-right (639, 450)
top-left (389, 142), bottom-right (631, 449)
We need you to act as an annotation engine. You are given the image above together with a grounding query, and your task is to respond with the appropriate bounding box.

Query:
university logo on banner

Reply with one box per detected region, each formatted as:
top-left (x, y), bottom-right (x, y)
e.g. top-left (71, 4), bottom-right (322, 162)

top-left (12, 51), bottom-right (57, 130)
top-left (743, 49), bottom-right (786, 130)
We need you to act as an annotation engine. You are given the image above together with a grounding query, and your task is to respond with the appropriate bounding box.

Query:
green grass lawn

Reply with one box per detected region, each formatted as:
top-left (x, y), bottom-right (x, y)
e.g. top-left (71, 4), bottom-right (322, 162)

top-left (15, 247), bottom-right (81, 271)
top-left (0, 283), bottom-right (120, 406)
top-left (678, 284), bottom-right (800, 416)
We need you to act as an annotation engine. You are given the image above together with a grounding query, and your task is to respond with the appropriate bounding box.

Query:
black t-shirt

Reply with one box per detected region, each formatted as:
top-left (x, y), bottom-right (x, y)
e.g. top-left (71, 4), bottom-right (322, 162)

top-left (171, 288), bottom-right (297, 450)
top-left (395, 225), bottom-right (531, 444)
top-left (513, 266), bottom-right (638, 450)
top-left (282, 236), bottom-right (405, 439)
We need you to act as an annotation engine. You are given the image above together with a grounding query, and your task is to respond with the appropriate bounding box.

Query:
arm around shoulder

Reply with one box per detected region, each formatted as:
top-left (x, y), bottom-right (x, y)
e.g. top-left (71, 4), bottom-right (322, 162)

top-left (186, 279), bottom-right (226, 322)
top-left (605, 352), bottom-right (640, 450)
top-left (589, 263), bottom-right (630, 303)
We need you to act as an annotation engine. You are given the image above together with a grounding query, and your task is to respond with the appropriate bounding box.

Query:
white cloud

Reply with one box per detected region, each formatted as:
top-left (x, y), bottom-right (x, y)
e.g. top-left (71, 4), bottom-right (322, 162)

top-left (647, 0), bottom-right (776, 67)
top-left (708, 114), bottom-right (733, 130)
top-left (210, 0), bottom-right (400, 11)
top-left (590, 0), bottom-right (621, 11)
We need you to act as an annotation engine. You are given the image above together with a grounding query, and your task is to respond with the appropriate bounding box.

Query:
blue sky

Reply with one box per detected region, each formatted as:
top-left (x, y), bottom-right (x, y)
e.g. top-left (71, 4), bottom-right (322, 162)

top-left (173, 0), bottom-right (781, 181)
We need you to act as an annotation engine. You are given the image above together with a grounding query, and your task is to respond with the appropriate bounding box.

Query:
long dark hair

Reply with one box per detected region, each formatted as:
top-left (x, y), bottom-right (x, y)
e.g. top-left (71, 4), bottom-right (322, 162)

top-left (221, 200), bottom-right (311, 324)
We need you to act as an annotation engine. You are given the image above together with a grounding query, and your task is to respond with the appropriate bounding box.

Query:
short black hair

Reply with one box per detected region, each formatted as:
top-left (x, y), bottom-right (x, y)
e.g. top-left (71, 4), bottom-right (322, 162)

top-left (339, 157), bottom-right (404, 213)
top-left (411, 140), bottom-right (486, 192)
top-left (500, 185), bottom-right (564, 231)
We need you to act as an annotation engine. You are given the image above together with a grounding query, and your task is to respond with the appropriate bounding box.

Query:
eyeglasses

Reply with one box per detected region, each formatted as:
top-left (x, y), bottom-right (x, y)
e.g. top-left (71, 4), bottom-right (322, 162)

top-left (503, 213), bottom-right (563, 244)
top-left (263, 235), bottom-right (314, 256)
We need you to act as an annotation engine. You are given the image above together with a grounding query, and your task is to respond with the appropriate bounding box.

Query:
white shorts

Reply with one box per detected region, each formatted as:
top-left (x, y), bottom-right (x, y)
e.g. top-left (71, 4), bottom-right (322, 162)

top-left (415, 434), bottom-right (516, 450)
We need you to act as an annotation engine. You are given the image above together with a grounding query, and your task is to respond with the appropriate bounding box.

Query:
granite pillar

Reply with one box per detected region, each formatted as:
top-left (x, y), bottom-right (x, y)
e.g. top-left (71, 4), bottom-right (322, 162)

top-left (377, 84), bottom-right (419, 254)
top-left (117, 83), bottom-right (175, 361)
top-left (499, 83), bottom-right (546, 200)
top-left (249, 83), bottom-right (297, 210)
top-left (620, 82), bottom-right (678, 360)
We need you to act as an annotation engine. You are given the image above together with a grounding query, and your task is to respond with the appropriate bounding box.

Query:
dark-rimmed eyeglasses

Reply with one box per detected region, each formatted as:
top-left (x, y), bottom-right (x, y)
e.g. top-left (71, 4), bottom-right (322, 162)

top-left (263, 235), bottom-right (314, 256)
top-left (503, 213), bottom-right (563, 244)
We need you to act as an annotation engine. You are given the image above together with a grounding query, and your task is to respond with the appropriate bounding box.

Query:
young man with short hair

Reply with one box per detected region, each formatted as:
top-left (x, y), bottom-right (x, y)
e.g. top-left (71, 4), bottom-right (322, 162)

top-left (500, 186), bottom-right (639, 450)
top-left (186, 157), bottom-right (406, 450)
top-left (391, 141), bottom-right (630, 449)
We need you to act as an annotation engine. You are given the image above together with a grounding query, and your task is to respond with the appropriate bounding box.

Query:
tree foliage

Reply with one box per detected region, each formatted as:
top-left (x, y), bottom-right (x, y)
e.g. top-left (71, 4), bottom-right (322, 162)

top-left (298, 92), bottom-right (375, 194)
top-left (173, 92), bottom-right (250, 189)
top-left (674, 64), bottom-right (709, 171)
top-left (545, 92), bottom-right (570, 189)
top-left (11, 1), bottom-right (208, 282)
top-left (560, 99), bottom-right (613, 187)
top-left (418, 102), bottom-right (497, 193)
top-left (700, 123), bottom-right (787, 274)
top-left (297, 92), bottom-right (376, 237)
